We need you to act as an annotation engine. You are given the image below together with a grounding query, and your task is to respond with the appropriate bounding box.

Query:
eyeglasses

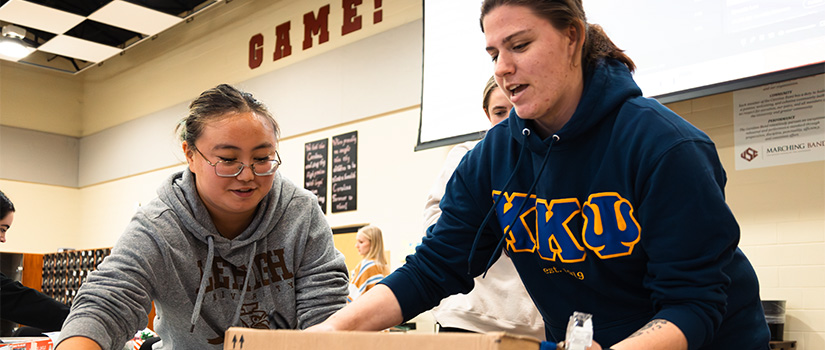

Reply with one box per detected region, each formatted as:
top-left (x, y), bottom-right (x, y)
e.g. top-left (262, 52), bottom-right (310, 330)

top-left (194, 147), bottom-right (281, 177)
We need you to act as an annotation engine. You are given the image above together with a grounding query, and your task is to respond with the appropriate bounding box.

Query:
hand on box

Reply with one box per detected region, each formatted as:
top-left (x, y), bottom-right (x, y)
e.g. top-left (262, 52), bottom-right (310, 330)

top-left (305, 322), bottom-right (338, 332)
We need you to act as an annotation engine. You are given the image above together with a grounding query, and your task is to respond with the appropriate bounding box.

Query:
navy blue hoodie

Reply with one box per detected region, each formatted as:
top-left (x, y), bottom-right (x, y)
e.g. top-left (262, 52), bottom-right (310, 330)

top-left (382, 59), bottom-right (770, 349)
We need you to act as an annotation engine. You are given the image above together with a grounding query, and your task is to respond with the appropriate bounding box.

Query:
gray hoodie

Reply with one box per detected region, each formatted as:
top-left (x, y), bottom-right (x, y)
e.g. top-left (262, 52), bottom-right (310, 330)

top-left (58, 170), bottom-right (348, 350)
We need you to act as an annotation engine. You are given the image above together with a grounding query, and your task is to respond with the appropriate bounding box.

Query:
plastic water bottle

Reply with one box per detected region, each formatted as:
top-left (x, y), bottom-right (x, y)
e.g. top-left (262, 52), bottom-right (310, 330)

top-left (565, 311), bottom-right (593, 350)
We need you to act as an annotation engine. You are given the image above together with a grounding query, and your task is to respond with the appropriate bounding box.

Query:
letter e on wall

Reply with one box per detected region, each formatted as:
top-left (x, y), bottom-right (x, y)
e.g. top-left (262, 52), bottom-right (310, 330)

top-left (342, 0), bottom-right (362, 36)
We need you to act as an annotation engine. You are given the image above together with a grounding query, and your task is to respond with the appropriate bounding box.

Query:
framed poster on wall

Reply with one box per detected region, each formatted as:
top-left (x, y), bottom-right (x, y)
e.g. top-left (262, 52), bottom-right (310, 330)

top-left (304, 138), bottom-right (328, 213)
top-left (331, 131), bottom-right (357, 213)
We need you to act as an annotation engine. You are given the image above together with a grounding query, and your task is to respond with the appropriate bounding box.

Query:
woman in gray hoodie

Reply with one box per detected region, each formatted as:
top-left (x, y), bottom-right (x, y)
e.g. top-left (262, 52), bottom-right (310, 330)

top-left (57, 84), bottom-right (349, 350)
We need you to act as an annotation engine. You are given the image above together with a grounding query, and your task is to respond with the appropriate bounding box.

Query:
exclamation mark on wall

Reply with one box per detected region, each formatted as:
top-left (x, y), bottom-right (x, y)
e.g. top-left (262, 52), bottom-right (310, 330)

top-left (374, 0), bottom-right (383, 24)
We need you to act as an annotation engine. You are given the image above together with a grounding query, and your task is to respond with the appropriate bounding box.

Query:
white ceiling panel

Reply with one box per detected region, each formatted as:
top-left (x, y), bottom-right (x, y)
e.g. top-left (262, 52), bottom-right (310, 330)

top-left (89, 1), bottom-right (182, 36)
top-left (38, 34), bottom-right (121, 63)
top-left (0, 0), bottom-right (84, 35)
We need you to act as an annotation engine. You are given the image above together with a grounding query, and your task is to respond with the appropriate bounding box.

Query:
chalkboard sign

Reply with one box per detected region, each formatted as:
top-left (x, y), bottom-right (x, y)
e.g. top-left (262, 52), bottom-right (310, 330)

top-left (304, 139), bottom-right (328, 213)
top-left (331, 131), bottom-right (357, 213)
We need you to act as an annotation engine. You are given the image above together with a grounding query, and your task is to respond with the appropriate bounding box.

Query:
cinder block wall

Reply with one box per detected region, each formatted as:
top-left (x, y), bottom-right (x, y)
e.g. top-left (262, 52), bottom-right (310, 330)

top-left (669, 94), bottom-right (825, 349)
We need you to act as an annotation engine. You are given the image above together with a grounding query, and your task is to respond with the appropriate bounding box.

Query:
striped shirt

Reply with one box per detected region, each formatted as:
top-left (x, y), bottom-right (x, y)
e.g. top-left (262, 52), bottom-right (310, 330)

top-left (347, 259), bottom-right (390, 302)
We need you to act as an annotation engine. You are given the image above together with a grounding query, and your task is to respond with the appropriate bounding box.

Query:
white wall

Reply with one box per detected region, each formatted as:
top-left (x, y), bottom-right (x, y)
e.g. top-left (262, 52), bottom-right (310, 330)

top-left (0, 180), bottom-right (80, 253)
top-left (0, 62), bottom-right (82, 137)
top-left (0, 126), bottom-right (79, 187)
top-left (76, 165), bottom-right (186, 250)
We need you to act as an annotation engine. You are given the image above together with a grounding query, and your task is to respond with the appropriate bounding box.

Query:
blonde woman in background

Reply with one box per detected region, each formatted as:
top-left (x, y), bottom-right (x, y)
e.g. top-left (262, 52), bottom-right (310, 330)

top-left (348, 225), bottom-right (391, 302)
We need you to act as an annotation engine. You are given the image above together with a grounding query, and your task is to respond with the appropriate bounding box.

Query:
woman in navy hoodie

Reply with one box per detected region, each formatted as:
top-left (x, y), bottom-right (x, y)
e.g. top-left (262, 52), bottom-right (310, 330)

top-left (312, 1), bottom-right (770, 349)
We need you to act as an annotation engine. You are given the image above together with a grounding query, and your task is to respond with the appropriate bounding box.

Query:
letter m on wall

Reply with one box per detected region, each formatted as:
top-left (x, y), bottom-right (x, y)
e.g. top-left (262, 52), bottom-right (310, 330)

top-left (303, 5), bottom-right (330, 50)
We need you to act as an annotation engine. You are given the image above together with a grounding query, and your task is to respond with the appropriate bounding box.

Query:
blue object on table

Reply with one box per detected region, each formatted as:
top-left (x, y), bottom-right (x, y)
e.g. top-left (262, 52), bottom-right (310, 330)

top-left (540, 340), bottom-right (557, 350)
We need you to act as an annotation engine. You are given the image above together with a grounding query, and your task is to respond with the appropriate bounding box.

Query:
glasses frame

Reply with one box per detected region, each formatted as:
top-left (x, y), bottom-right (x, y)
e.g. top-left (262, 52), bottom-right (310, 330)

top-left (194, 147), bottom-right (281, 178)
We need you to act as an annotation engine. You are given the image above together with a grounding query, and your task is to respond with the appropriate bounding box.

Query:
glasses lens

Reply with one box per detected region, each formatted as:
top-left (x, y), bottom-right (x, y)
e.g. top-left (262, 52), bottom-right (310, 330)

top-left (215, 162), bottom-right (243, 177)
top-left (253, 160), bottom-right (278, 176)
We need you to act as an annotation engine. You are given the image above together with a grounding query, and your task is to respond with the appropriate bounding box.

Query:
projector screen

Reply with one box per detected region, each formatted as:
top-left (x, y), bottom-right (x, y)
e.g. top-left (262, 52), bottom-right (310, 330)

top-left (417, 0), bottom-right (825, 149)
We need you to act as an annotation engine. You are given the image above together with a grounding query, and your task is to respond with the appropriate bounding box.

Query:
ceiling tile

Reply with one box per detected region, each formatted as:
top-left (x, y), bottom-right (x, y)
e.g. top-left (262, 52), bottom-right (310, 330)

top-left (89, 1), bottom-right (181, 36)
top-left (38, 34), bottom-right (121, 62)
top-left (24, 0), bottom-right (112, 17)
top-left (123, 0), bottom-right (217, 17)
top-left (65, 19), bottom-right (142, 47)
top-left (0, 0), bottom-right (85, 35)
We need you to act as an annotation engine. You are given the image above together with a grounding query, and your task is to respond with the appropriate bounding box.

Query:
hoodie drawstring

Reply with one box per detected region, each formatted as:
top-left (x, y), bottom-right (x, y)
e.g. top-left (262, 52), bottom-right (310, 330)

top-left (469, 131), bottom-right (561, 277)
top-left (190, 235), bottom-right (215, 332)
top-left (189, 237), bottom-right (258, 332)
top-left (481, 134), bottom-right (559, 276)
top-left (467, 134), bottom-right (529, 274)
top-left (231, 241), bottom-right (257, 327)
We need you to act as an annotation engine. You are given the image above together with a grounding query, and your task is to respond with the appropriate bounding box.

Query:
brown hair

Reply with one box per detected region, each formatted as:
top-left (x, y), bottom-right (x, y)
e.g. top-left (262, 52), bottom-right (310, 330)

top-left (176, 84), bottom-right (280, 147)
top-left (357, 225), bottom-right (388, 267)
top-left (480, 0), bottom-right (635, 73)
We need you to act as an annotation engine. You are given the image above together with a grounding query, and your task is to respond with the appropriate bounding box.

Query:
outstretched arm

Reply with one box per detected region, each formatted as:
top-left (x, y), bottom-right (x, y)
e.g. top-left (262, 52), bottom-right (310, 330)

top-left (0, 273), bottom-right (69, 331)
top-left (608, 319), bottom-right (687, 350)
top-left (307, 284), bottom-right (403, 332)
top-left (55, 336), bottom-right (101, 350)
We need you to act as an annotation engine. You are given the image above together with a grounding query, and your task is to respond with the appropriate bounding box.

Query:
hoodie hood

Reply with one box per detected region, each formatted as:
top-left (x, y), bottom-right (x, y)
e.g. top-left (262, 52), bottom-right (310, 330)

top-left (157, 170), bottom-right (294, 265)
top-left (508, 59), bottom-right (642, 151)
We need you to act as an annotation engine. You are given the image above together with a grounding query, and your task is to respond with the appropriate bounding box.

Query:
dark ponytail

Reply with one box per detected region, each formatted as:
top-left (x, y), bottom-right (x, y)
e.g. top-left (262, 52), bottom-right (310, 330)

top-left (582, 23), bottom-right (635, 72)
top-left (0, 190), bottom-right (15, 220)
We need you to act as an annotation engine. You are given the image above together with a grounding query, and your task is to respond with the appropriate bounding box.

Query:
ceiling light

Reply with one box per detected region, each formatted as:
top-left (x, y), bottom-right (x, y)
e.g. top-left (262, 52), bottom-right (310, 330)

top-left (0, 24), bottom-right (35, 60)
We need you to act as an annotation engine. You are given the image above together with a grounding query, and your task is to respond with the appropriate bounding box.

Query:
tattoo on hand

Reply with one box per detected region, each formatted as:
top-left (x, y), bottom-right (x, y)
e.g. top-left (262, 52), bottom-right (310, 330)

top-left (628, 319), bottom-right (669, 338)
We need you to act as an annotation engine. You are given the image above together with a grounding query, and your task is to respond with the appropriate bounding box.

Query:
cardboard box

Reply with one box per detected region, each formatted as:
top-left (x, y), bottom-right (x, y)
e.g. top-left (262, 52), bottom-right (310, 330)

top-left (0, 337), bottom-right (53, 350)
top-left (223, 328), bottom-right (541, 350)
